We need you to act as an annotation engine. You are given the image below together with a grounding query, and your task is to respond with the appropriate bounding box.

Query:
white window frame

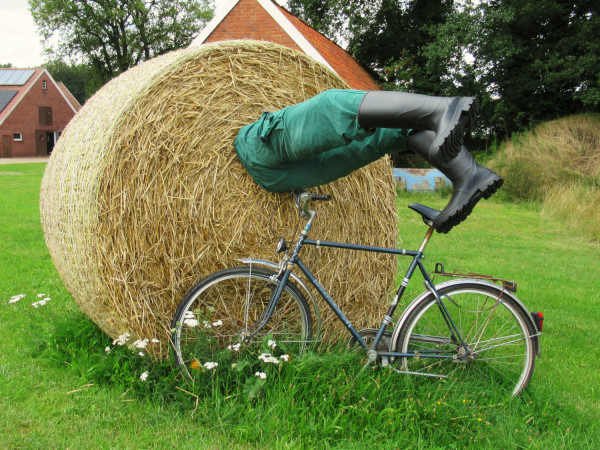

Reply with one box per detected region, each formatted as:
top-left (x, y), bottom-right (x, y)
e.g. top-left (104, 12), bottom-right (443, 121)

top-left (13, 132), bottom-right (23, 142)
top-left (42, 80), bottom-right (47, 90)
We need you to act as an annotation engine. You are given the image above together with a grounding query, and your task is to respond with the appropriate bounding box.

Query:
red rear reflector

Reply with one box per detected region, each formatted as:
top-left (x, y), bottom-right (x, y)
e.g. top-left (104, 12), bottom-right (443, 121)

top-left (531, 312), bottom-right (544, 331)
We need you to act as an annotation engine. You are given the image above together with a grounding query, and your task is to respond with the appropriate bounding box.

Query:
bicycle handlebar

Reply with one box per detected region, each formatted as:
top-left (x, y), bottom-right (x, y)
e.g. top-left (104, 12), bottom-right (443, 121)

top-left (310, 193), bottom-right (332, 202)
top-left (293, 191), bottom-right (331, 219)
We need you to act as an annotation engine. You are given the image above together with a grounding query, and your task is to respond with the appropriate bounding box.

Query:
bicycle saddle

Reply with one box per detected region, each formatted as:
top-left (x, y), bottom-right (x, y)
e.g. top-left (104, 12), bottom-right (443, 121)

top-left (408, 203), bottom-right (440, 226)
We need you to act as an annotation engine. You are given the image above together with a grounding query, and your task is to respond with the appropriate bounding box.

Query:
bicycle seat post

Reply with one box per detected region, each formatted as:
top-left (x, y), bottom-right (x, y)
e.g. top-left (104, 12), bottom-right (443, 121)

top-left (418, 226), bottom-right (435, 254)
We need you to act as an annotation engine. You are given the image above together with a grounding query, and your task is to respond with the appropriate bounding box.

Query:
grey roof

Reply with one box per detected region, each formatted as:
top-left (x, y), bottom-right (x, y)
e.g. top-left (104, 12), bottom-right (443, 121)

top-left (0, 90), bottom-right (18, 113)
top-left (0, 69), bottom-right (36, 86)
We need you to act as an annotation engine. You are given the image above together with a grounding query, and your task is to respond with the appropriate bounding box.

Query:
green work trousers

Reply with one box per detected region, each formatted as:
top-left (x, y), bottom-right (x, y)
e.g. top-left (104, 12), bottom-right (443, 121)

top-left (234, 89), bottom-right (409, 192)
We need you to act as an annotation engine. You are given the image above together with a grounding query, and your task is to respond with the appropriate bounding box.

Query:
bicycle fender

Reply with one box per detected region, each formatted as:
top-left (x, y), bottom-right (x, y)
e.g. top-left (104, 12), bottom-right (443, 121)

top-left (238, 258), bottom-right (322, 337)
top-left (391, 278), bottom-right (541, 356)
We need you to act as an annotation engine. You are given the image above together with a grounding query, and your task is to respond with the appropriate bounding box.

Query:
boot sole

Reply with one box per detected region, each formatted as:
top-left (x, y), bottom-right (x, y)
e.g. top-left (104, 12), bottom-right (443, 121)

top-left (434, 174), bottom-right (503, 234)
top-left (431, 98), bottom-right (479, 164)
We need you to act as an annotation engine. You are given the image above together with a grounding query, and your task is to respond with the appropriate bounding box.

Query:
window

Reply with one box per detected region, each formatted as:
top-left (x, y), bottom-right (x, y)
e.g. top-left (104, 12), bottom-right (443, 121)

top-left (39, 106), bottom-right (53, 126)
top-left (13, 132), bottom-right (23, 142)
top-left (42, 80), bottom-right (47, 90)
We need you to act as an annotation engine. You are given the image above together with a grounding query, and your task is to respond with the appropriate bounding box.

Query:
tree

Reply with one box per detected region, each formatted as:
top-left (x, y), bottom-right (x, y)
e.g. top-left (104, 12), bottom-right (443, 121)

top-left (424, 0), bottom-right (600, 138)
top-left (29, 0), bottom-right (213, 83)
top-left (287, 0), bottom-right (454, 92)
top-left (43, 60), bottom-right (103, 104)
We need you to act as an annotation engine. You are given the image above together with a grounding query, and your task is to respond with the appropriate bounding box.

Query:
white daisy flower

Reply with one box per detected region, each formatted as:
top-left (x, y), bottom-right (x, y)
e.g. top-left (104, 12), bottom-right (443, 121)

top-left (9, 294), bottom-right (26, 304)
top-left (183, 318), bottom-right (199, 328)
top-left (113, 333), bottom-right (131, 346)
top-left (258, 353), bottom-right (279, 364)
top-left (255, 372), bottom-right (267, 380)
top-left (133, 339), bottom-right (149, 349)
top-left (140, 372), bottom-right (149, 381)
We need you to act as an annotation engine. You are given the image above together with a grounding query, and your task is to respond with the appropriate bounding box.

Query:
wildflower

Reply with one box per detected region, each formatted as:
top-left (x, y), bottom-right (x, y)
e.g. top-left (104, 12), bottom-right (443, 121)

top-left (258, 353), bottom-right (279, 364)
top-left (212, 319), bottom-right (223, 327)
top-left (9, 294), bottom-right (26, 304)
top-left (184, 311), bottom-right (194, 319)
top-left (203, 362), bottom-right (218, 370)
top-left (280, 354), bottom-right (290, 362)
top-left (151, 338), bottom-right (160, 343)
top-left (183, 318), bottom-right (199, 327)
top-left (37, 293), bottom-right (45, 298)
top-left (227, 343), bottom-right (241, 352)
top-left (32, 298), bottom-right (51, 308)
top-left (113, 333), bottom-right (131, 346)
top-left (268, 339), bottom-right (277, 349)
top-left (203, 321), bottom-right (212, 329)
top-left (231, 363), bottom-right (237, 369)
top-left (105, 346), bottom-right (111, 353)
top-left (139, 352), bottom-right (145, 357)
top-left (133, 339), bottom-right (149, 349)
top-left (140, 372), bottom-right (149, 381)
top-left (255, 372), bottom-right (267, 380)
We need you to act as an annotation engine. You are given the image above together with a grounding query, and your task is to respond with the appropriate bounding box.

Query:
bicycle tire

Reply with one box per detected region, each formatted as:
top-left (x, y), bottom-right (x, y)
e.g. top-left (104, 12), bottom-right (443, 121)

top-left (171, 266), bottom-right (313, 376)
top-left (391, 281), bottom-right (536, 397)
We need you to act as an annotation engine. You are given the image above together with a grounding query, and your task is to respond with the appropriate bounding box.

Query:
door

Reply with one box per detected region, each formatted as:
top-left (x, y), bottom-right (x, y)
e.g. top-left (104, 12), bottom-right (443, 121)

top-left (1, 135), bottom-right (12, 157)
top-left (36, 130), bottom-right (46, 156)
top-left (46, 132), bottom-right (56, 155)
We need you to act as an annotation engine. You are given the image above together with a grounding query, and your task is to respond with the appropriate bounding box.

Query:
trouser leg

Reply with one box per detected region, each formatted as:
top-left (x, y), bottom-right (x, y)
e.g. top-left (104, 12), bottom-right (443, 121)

top-left (264, 89), bottom-right (372, 163)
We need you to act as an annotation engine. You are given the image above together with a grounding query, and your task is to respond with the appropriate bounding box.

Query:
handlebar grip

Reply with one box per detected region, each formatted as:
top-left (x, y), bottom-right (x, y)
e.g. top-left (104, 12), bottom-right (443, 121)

top-left (310, 193), bottom-right (332, 201)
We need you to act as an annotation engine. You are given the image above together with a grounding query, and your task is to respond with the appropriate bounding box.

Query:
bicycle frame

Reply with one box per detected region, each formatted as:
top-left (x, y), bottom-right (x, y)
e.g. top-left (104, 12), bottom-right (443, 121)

top-left (246, 216), bottom-right (471, 361)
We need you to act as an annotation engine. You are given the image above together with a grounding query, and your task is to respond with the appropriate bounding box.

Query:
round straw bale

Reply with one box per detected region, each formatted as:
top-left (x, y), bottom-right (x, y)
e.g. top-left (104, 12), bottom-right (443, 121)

top-left (40, 41), bottom-right (398, 357)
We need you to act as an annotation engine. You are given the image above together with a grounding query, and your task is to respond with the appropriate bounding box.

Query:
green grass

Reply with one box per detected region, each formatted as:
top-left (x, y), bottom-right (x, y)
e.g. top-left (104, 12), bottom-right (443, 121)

top-left (1, 164), bottom-right (599, 448)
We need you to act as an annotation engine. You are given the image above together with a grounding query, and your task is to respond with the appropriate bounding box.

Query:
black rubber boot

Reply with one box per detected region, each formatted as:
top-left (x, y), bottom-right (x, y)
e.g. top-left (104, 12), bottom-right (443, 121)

top-left (407, 130), bottom-right (503, 233)
top-left (357, 91), bottom-right (479, 164)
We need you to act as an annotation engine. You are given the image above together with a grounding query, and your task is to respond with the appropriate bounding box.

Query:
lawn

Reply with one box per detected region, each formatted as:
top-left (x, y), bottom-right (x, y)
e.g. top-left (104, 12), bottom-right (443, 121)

top-left (1, 163), bottom-right (599, 448)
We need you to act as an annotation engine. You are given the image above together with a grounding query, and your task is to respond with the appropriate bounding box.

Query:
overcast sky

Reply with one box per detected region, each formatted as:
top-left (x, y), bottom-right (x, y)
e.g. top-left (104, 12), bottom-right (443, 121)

top-left (0, 0), bottom-right (45, 68)
top-left (0, 0), bottom-right (235, 68)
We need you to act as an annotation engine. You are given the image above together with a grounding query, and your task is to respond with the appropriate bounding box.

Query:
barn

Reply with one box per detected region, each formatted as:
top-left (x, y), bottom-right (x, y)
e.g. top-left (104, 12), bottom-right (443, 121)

top-left (0, 68), bottom-right (81, 158)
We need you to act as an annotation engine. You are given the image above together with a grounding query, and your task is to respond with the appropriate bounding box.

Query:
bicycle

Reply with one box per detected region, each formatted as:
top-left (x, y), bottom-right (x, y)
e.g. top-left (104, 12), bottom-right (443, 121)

top-left (171, 191), bottom-right (543, 397)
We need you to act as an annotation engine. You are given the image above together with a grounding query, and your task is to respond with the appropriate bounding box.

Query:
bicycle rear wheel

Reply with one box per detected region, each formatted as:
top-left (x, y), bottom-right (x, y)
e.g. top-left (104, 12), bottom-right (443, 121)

top-left (171, 266), bottom-right (312, 376)
top-left (392, 282), bottom-right (537, 397)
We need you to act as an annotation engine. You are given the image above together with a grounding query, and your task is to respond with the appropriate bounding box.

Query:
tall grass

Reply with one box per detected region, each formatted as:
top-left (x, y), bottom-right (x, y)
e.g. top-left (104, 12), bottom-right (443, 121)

top-left (490, 113), bottom-right (600, 239)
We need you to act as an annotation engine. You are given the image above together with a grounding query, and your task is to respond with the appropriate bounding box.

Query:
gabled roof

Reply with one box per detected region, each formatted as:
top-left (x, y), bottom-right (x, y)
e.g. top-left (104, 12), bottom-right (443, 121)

top-left (191, 0), bottom-right (378, 90)
top-left (0, 68), bottom-right (80, 126)
top-left (57, 82), bottom-right (82, 112)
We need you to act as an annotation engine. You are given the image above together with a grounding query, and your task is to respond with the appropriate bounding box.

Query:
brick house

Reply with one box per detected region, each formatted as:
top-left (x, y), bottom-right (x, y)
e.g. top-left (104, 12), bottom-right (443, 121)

top-left (191, 0), bottom-right (379, 91)
top-left (0, 68), bottom-right (81, 158)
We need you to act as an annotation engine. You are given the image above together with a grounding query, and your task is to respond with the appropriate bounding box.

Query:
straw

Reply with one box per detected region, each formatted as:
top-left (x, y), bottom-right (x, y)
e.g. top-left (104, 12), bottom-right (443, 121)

top-left (40, 41), bottom-right (398, 358)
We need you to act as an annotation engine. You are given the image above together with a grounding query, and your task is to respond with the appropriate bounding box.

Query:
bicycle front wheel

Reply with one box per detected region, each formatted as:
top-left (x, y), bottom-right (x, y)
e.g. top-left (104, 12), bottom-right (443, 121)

top-left (171, 266), bottom-right (313, 376)
top-left (392, 282), bottom-right (537, 397)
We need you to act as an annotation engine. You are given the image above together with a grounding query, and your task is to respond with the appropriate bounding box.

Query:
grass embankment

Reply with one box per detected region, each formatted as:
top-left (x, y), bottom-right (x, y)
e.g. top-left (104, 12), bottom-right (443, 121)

top-left (1, 164), bottom-right (599, 447)
top-left (489, 113), bottom-right (600, 240)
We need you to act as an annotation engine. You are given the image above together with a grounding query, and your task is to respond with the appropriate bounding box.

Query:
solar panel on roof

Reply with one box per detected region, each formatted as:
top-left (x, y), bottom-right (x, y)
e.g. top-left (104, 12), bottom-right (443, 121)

top-left (0, 90), bottom-right (18, 113)
top-left (0, 69), bottom-right (35, 86)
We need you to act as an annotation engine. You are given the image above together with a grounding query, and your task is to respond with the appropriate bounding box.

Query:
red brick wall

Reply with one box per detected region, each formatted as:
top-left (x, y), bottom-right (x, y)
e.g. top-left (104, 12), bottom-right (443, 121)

top-left (0, 73), bottom-right (76, 158)
top-left (206, 0), bottom-right (300, 50)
